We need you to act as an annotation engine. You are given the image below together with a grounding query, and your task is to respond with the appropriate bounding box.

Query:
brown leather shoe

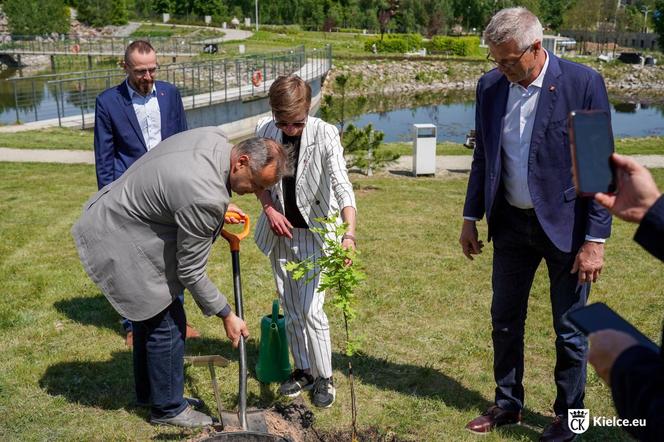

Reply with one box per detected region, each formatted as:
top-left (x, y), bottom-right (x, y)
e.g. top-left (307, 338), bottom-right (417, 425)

top-left (540, 415), bottom-right (576, 442)
top-left (465, 405), bottom-right (522, 434)
top-left (186, 323), bottom-right (201, 339)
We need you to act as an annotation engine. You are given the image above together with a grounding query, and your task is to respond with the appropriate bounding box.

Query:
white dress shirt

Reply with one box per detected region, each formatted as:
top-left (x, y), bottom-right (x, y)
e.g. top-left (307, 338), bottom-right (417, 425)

top-left (501, 50), bottom-right (550, 209)
top-left (127, 80), bottom-right (161, 151)
top-left (466, 50), bottom-right (604, 243)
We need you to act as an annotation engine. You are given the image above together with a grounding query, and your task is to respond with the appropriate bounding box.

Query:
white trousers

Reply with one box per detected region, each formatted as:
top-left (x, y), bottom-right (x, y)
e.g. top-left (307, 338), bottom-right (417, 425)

top-left (269, 227), bottom-right (332, 379)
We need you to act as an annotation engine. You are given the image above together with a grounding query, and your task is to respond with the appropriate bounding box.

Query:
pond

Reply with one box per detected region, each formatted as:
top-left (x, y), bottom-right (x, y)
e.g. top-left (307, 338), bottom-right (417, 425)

top-left (342, 96), bottom-right (664, 143)
top-left (2, 75), bottom-right (664, 141)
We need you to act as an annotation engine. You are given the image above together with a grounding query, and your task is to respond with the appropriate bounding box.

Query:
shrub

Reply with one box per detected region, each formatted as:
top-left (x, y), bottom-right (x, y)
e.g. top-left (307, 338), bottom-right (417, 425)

top-left (364, 33), bottom-right (423, 53)
top-left (3, 0), bottom-right (70, 36)
top-left (260, 24), bottom-right (302, 35)
top-left (77, 0), bottom-right (128, 27)
top-left (343, 124), bottom-right (400, 176)
top-left (335, 27), bottom-right (370, 34)
top-left (428, 36), bottom-right (481, 56)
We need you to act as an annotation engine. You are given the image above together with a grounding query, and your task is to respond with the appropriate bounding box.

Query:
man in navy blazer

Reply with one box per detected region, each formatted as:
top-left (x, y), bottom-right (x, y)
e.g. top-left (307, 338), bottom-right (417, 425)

top-left (460, 8), bottom-right (612, 441)
top-left (94, 40), bottom-right (193, 345)
top-left (94, 40), bottom-right (188, 189)
top-left (590, 153), bottom-right (663, 441)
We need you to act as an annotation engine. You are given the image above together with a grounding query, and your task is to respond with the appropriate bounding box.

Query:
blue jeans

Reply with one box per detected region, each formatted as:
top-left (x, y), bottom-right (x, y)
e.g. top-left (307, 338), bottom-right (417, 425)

top-left (491, 203), bottom-right (589, 416)
top-left (132, 300), bottom-right (188, 418)
top-left (122, 293), bottom-right (185, 332)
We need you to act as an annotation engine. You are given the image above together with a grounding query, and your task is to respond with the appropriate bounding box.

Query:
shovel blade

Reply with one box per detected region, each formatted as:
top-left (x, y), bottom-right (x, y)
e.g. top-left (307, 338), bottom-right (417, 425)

top-left (220, 409), bottom-right (268, 433)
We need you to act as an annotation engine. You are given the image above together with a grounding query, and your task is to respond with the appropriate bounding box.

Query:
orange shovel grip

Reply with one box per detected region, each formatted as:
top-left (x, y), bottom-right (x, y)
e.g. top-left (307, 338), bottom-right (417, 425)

top-left (221, 211), bottom-right (251, 251)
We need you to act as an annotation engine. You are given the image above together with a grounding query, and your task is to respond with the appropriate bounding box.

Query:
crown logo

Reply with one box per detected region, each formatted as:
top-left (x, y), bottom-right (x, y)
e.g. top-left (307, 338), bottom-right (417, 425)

top-left (570, 410), bottom-right (587, 418)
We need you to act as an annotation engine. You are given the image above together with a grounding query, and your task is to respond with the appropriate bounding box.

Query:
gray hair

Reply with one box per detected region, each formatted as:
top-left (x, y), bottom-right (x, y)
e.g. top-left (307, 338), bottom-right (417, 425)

top-left (233, 137), bottom-right (295, 179)
top-left (483, 7), bottom-right (543, 51)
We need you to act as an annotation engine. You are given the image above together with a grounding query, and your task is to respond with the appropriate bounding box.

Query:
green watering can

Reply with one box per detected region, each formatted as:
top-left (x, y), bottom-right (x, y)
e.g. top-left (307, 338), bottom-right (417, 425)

top-left (255, 299), bottom-right (292, 383)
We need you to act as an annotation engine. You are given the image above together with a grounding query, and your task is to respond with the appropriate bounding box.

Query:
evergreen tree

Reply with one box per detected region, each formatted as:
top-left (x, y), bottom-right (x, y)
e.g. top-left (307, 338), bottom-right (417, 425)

top-left (3, 0), bottom-right (70, 36)
top-left (77, 0), bottom-right (128, 27)
top-left (539, 0), bottom-right (573, 31)
top-left (654, 0), bottom-right (664, 50)
top-left (153, 0), bottom-right (174, 14)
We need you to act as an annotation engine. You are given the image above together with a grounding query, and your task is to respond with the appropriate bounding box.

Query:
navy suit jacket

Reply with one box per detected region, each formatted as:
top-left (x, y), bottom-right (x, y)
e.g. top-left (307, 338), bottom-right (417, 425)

top-left (463, 54), bottom-right (612, 253)
top-left (609, 195), bottom-right (664, 441)
top-left (93, 80), bottom-right (188, 189)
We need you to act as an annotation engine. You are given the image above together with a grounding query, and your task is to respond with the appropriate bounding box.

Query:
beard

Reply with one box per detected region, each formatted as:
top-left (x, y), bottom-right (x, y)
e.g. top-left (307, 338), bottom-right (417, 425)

top-left (130, 77), bottom-right (154, 96)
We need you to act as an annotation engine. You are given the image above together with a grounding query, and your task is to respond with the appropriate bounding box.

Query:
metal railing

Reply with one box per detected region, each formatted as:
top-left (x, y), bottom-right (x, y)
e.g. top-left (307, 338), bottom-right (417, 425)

top-left (0, 45), bottom-right (332, 127)
top-left (0, 35), bottom-right (201, 56)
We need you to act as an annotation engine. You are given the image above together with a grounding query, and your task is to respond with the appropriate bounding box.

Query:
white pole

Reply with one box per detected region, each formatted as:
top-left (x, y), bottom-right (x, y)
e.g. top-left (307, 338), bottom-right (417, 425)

top-left (255, 0), bottom-right (259, 31)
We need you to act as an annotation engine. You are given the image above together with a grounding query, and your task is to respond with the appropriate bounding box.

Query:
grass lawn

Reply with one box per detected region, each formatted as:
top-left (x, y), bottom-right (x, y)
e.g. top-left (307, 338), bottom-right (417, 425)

top-left (615, 136), bottom-right (664, 155)
top-left (221, 29), bottom-right (370, 57)
top-left (0, 128), bottom-right (94, 150)
top-left (1, 162), bottom-right (662, 441)
top-left (131, 23), bottom-right (226, 40)
top-left (384, 141), bottom-right (475, 156)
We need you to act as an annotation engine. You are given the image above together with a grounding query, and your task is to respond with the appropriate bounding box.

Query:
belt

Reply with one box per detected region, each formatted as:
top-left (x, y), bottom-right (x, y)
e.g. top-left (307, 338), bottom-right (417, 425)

top-left (508, 204), bottom-right (536, 216)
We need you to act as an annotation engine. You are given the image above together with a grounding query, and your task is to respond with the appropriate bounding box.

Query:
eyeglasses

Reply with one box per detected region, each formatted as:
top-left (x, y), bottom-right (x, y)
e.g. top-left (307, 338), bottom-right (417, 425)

top-left (486, 45), bottom-right (532, 69)
top-left (130, 66), bottom-right (159, 77)
top-left (275, 117), bottom-right (307, 130)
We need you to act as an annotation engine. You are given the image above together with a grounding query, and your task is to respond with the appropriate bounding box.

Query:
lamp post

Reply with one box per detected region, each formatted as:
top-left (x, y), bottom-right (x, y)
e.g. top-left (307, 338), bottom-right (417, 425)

top-left (643, 6), bottom-right (650, 33)
top-left (255, 0), bottom-right (259, 31)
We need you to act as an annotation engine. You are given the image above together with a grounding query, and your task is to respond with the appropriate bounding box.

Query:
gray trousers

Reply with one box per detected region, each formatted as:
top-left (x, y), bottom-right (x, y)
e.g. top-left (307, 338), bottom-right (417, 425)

top-left (269, 227), bottom-right (333, 379)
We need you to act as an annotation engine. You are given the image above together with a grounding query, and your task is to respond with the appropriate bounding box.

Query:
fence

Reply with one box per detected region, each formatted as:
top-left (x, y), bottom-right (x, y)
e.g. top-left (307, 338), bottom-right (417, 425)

top-left (0, 45), bottom-right (332, 127)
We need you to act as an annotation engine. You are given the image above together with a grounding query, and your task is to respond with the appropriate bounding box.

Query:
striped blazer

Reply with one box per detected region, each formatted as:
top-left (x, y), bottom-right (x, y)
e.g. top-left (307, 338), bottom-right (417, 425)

top-left (254, 116), bottom-right (356, 255)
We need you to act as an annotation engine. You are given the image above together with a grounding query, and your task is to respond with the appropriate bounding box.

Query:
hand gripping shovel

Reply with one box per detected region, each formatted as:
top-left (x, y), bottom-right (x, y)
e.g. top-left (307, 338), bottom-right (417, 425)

top-left (218, 211), bottom-right (269, 433)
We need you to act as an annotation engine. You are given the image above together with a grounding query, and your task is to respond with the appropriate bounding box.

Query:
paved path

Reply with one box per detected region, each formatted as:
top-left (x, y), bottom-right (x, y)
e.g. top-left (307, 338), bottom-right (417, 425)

top-left (0, 148), bottom-right (94, 164)
top-left (3, 149), bottom-right (664, 171)
top-left (111, 22), bottom-right (142, 37)
top-left (392, 154), bottom-right (664, 171)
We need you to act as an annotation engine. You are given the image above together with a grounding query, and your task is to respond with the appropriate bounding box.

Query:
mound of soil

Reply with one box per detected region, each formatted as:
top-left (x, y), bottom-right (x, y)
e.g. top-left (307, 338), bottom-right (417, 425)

top-left (192, 398), bottom-right (318, 442)
top-left (193, 398), bottom-right (402, 442)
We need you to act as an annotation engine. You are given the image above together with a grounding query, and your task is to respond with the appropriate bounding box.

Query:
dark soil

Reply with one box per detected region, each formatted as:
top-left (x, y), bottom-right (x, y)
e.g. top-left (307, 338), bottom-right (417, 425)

top-left (192, 398), bottom-right (403, 442)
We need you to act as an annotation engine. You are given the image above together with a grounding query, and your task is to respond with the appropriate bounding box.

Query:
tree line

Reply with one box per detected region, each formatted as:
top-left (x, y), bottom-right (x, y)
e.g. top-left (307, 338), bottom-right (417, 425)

top-left (0, 0), bottom-right (659, 39)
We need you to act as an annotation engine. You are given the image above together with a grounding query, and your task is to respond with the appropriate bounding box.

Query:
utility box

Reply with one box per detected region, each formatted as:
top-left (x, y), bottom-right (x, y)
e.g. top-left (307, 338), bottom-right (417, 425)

top-left (412, 123), bottom-right (437, 176)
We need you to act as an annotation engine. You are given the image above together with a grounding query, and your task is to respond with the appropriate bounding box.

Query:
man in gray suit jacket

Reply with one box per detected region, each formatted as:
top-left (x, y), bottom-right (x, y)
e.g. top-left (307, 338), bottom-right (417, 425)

top-left (72, 128), bottom-right (292, 428)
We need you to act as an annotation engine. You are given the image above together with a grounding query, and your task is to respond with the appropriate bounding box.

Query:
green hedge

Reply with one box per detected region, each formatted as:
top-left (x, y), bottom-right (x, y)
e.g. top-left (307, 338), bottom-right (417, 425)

top-left (364, 34), bottom-right (423, 53)
top-left (261, 24), bottom-right (303, 35)
top-left (427, 36), bottom-right (481, 56)
top-left (335, 27), bottom-right (371, 34)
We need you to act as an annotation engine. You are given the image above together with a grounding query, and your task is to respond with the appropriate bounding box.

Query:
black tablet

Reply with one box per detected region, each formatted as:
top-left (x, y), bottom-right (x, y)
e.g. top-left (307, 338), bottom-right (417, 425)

top-left (566, 302), bottom-right (659, 353)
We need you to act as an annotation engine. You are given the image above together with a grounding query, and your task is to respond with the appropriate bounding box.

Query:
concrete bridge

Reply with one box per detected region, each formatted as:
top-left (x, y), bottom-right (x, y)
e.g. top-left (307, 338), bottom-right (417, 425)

top-left (0, 45), bottom-right (332, 141)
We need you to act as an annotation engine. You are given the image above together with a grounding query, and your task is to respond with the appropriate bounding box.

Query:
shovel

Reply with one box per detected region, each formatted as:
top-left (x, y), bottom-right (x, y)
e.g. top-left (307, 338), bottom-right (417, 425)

top-left (219, 211), bottom-right (269, 433)
top-left (184, 355), bottom-right (229, 425)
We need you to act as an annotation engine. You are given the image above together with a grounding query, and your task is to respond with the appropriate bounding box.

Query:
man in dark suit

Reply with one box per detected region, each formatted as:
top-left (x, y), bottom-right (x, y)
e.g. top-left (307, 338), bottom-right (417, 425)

top-left (93, 40), bottom-right (196, 345)
top-left (590, 153), bottom-right (663, 441)
top-left (459, 8), bottom-right (612, 441)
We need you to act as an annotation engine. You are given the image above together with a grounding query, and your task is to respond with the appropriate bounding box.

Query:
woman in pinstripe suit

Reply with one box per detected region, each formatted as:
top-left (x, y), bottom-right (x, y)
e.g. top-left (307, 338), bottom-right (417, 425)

top-left (254, 75), bottom-right (358, 408)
